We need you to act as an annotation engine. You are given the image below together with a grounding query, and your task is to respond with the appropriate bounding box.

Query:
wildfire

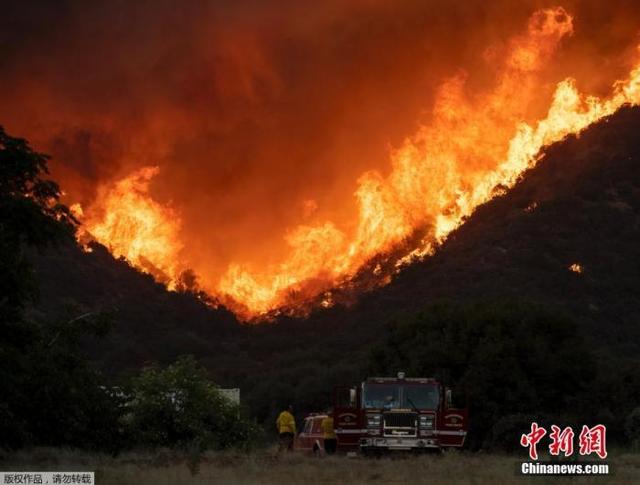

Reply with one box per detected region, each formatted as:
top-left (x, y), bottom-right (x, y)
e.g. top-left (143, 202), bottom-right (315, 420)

top-left (75, 7), bottom-right (640, 319)
top-left (79, 166), bottom-right (183, 286)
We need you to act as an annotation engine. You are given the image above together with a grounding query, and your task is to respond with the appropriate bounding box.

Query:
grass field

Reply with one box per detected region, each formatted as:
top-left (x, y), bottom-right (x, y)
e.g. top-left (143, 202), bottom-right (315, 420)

top-left (1, 448), bottom-right (639, 484)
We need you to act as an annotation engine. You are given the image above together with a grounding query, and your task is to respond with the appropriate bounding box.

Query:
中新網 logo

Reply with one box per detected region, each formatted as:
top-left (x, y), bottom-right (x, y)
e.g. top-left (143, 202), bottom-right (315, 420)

top-left (520, 422), bottom-right (607, 460)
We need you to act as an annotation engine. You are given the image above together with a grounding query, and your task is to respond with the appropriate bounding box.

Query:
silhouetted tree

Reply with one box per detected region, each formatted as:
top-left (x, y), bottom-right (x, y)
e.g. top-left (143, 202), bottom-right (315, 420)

top-left (0, 126), bottom-right (119, 449)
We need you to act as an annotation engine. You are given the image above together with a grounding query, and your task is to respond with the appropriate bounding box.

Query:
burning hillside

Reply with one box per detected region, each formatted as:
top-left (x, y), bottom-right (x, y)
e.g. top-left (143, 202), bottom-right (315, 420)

top-left (2, 2), bottom-right (640, 319)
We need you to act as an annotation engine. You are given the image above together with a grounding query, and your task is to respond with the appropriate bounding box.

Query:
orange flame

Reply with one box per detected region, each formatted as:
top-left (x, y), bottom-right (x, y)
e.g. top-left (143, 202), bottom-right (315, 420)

top-left (80, 166), bottom-right (183, 286)
top-left (77, 7), bottom-right (640, 319)
top-left (569, 263), bottom-right (583, 274)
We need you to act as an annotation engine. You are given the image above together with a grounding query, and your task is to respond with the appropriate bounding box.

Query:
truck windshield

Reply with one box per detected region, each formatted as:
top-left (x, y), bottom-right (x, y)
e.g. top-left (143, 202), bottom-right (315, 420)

top-left (404, 384), bottom-right (439, 409)
top-left (363, 382), bottom-right (439, 409)
top-left (363, 384), bottom-right (401, 409)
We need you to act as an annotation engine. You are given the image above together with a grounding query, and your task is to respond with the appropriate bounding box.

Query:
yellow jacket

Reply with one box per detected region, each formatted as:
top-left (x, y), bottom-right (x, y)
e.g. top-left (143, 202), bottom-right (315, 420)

top-left (321, 416), bottom-right (336, 439)
top-left (276, 410), bottom-right (296, 434)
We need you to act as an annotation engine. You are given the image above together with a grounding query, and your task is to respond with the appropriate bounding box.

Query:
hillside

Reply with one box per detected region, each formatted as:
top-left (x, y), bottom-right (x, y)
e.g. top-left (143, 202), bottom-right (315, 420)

top-left (333, 104), bottom-right (640, 350)
top-left (32, 105), bottom-right (640, 421)
top-left (235, 105), bottom-right (640, 419)
top-left (32, 242), bottom-right (241, 375)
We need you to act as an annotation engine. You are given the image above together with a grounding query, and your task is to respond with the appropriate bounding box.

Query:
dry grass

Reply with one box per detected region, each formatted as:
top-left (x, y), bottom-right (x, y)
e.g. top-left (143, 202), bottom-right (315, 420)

top-left (1, 447), bottom-right (639, 484)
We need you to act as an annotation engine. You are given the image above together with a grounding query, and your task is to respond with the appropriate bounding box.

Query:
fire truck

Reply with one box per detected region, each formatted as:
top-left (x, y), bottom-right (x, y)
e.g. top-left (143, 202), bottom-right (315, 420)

top-left (333, 372), bottom-right (468, 453)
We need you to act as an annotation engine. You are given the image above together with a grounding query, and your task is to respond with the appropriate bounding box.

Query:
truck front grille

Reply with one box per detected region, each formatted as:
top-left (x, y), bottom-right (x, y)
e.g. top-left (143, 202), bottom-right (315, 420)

top-left (383, 412), bottom-right (417, 429)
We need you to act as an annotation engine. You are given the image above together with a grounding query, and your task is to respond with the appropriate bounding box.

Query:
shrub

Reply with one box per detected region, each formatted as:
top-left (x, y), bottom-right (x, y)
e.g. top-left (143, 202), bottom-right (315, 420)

top-left (624, 407), bottom-right (640, 450)
top-left (125, 355), bottom-right (260, 450)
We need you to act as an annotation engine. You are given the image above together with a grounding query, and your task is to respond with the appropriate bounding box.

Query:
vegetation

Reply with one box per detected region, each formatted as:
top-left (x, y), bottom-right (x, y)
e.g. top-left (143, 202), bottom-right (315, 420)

top-left (625, 407), bottom-right (640, 450)
top-left (0, 125), bottom-right (116, 449)
top-left (1, 448), bottom-right (639, 484)
top-left (125, 356), bottom-right (260, 451)
top-left (369, 301), bottom-right (640, 449)
top-left (0, 126), bottom-right (256, 453)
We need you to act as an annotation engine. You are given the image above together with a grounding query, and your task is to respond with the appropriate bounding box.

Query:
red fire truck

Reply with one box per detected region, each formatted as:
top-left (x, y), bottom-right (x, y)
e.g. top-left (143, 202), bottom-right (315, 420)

top-left (333, 372), bottom-right (468, 453)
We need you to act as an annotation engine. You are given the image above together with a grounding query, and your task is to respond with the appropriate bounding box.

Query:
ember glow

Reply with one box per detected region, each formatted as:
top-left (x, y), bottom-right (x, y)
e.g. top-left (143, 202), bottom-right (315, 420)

top-left (2, 2), bottom-right (640, 320)
top-left (569, 263), bottom-right (583, 274)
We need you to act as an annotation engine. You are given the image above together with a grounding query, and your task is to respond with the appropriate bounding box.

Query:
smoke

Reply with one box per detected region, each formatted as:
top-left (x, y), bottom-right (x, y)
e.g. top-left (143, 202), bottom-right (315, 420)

top-left (1, 0), bottom-right (640, 312)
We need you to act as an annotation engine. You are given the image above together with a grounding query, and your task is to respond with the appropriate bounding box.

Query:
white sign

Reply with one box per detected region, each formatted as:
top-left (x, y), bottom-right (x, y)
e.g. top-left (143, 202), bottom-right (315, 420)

top-left (220, 388), bottom-right (240, 406)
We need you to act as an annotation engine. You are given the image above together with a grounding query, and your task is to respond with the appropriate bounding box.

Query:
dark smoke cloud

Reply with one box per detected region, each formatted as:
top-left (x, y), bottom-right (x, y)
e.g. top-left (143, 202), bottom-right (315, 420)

top-left (1, 0), bottom-right (639, 282)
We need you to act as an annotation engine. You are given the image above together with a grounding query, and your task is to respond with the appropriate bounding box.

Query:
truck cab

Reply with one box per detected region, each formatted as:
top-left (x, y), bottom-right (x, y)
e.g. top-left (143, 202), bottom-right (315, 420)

top-left (334, 372), bottom-right (468, 453)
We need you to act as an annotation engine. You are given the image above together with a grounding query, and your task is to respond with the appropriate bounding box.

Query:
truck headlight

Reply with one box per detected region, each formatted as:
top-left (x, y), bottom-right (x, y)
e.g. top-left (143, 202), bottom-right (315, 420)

top-left (367, 414), bottom-right (382, 428)
top-left (419, 415), bottom-right (434, 429)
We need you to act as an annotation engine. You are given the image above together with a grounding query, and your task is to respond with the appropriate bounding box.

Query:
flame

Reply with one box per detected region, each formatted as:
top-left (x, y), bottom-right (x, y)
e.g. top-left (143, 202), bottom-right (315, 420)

top-left (76, 7), bottom-right (640, 319)
top-left (69, 202), bottom-right (84, 219)
top-left (80, 166), bottom-right (183, 286)
top-left (569, 263), bottom-right (583, 274)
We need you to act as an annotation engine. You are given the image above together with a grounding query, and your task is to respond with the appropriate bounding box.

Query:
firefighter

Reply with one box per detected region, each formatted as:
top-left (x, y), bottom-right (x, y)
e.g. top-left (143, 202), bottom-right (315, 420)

top-left (321, 408), bottom-right (337, 455)
top-left (276, 404), bottom-right (296, 452)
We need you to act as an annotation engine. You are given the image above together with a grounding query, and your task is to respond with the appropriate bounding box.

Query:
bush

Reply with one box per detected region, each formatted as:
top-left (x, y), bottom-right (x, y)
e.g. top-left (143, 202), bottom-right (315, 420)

top-left (624, 407), bottom-right (640, 450)
top-left (125, 355), bottom-right (260, 450)
top-left (483, 413), bottom-right (550, 453)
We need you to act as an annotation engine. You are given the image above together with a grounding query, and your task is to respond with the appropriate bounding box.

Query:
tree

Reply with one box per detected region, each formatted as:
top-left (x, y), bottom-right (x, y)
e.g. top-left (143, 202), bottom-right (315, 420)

top-left (125, 355), bottom-right (260, 450)
top-left (0, 126), bottom-right (119, 450)
top-left (0, 126), bottom-right (76, 325)
top-left (369, 301), bottom-right (597, 449)
top-left (624, 407), bottom-right (640, 450)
